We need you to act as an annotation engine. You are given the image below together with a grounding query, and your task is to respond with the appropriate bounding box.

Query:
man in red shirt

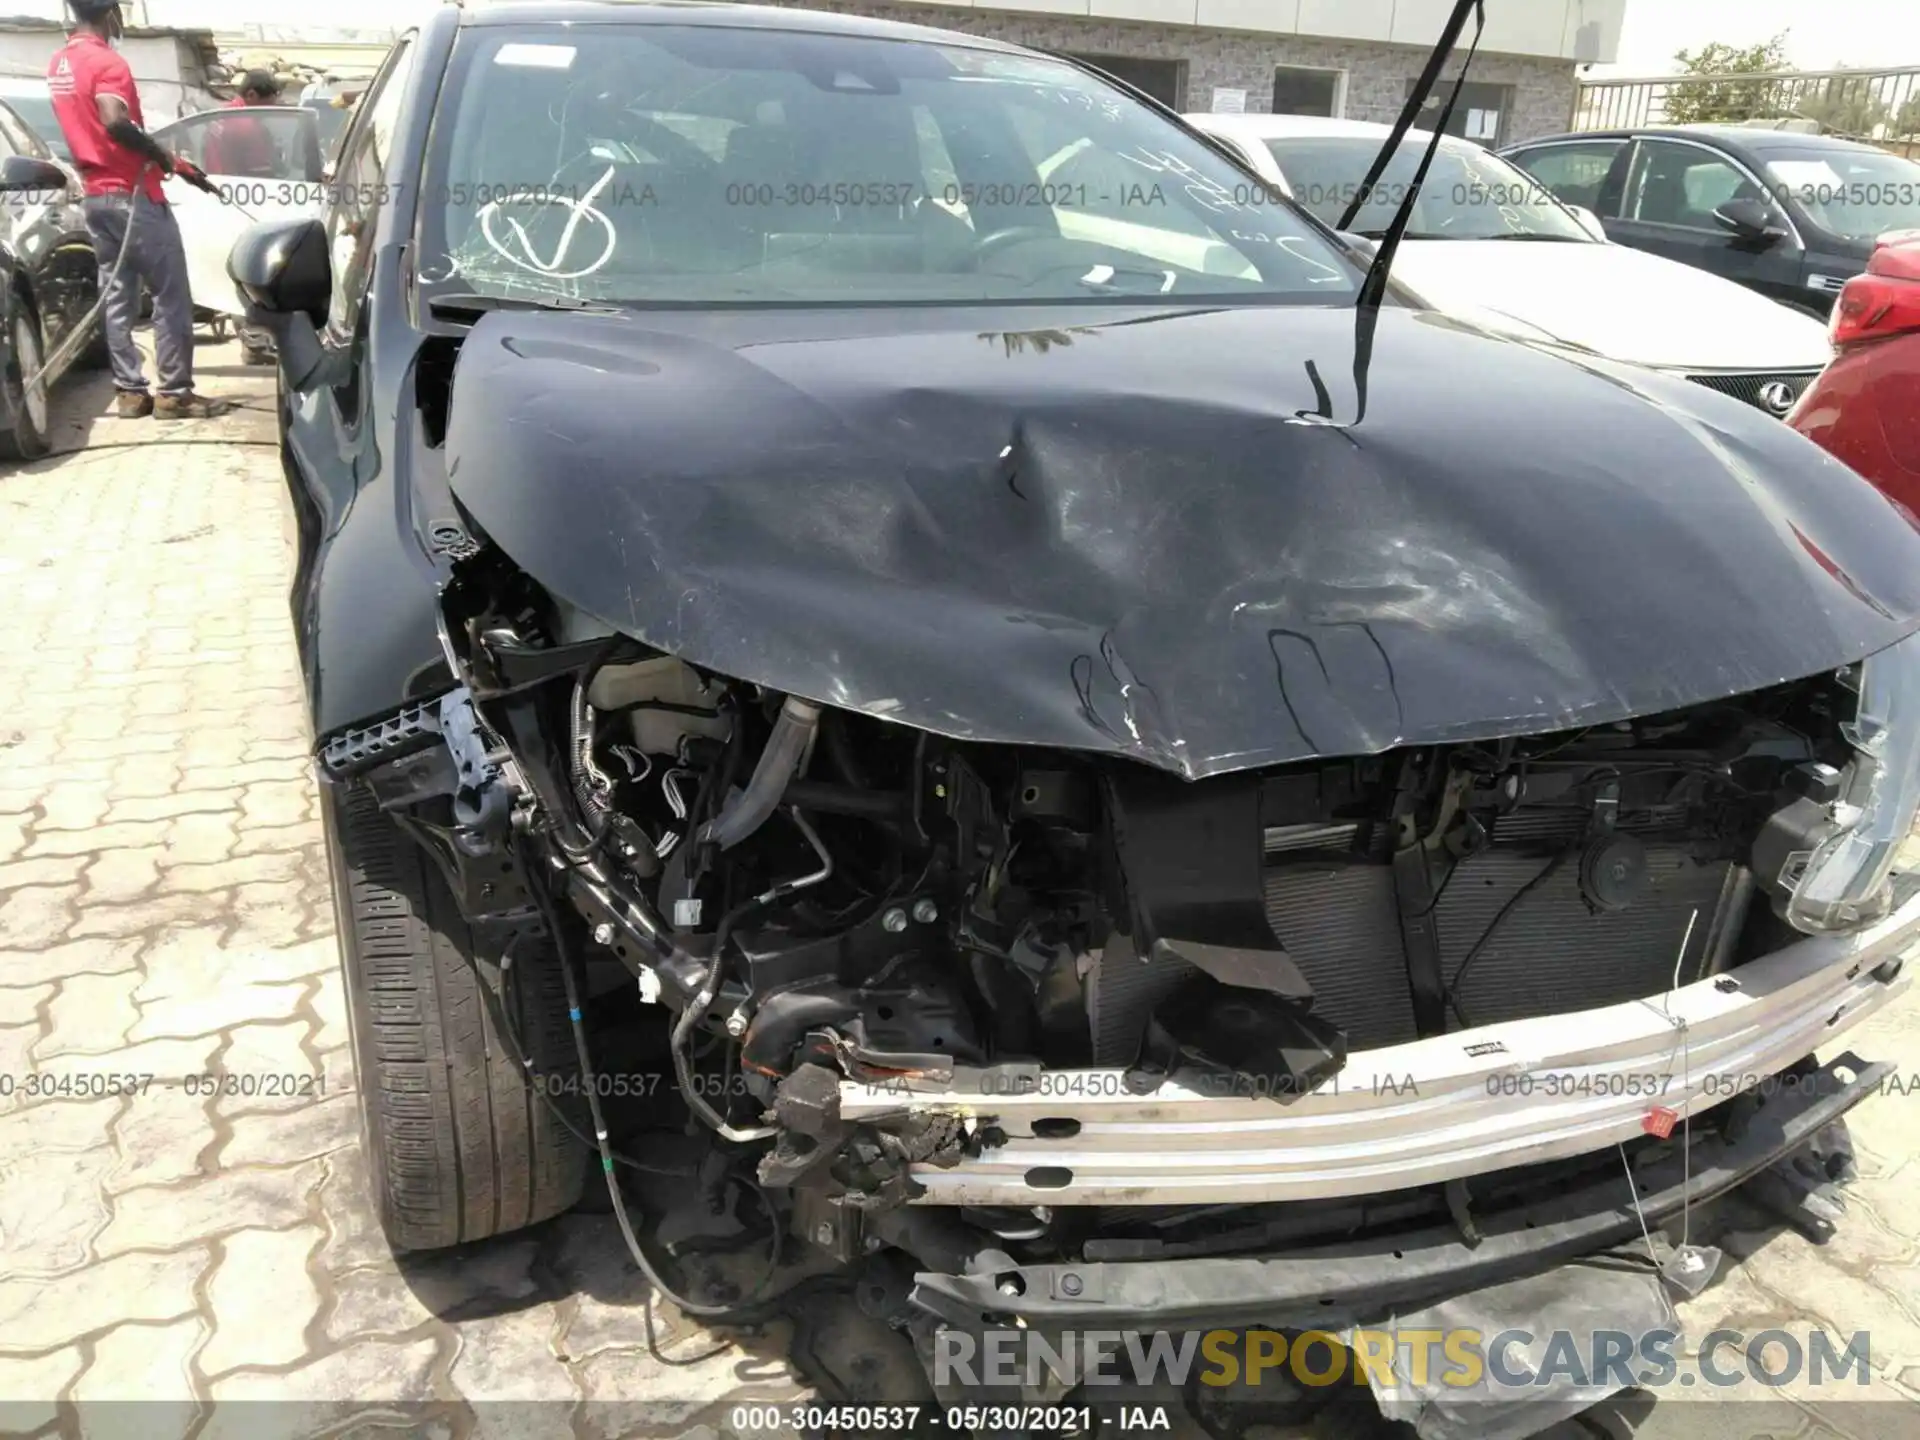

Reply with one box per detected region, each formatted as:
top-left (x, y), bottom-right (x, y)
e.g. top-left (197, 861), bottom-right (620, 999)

top-left (205, 70), bottom-right (281, 178)
top-left (47, 0), bottom-right (227, 418)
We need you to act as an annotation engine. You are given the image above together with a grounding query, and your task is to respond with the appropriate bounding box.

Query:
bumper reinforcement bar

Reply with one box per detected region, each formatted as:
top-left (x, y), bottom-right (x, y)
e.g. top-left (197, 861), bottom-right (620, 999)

top-left (844, 890), bottom-right (1917, 1206)
top-left (908, 1052), bottom-right (1889, 1333)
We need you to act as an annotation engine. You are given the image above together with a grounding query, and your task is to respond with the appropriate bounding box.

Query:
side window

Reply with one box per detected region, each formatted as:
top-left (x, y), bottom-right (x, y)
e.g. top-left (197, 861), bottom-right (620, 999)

top-left (0, 124), bottom-right (17, 164)
top-left (1622, 139), bottom-right (1775, 231)
top-left (324, 35), bottom-right (417, 339)
top-left (1507, 140), bottom-right (1624, 213)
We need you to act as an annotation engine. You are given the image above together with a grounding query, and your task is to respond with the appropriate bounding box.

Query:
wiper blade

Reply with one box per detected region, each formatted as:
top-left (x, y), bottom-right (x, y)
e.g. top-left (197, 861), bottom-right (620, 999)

top-left (427, 291), bottom-right (622, 320)
top-left (1343, 0), bottom-right (1487, 311)
top-left (1477, 232), bottom-right (1584, 242)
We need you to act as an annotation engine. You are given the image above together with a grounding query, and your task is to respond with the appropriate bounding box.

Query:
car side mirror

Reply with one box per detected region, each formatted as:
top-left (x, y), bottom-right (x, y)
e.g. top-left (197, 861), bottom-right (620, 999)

top-left (0, 154), bottom-right (70, 194)
top-left (229, 216), bottom-right (334, 389)
top-left (1713, 196), bottom-right (1787, 243)
top-left (1567, 204), bottom-right (1609, 242)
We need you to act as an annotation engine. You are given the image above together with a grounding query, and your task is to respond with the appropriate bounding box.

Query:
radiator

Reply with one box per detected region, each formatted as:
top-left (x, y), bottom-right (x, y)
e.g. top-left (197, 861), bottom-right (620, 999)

top-left (1088, 823), bottom-right (1745, 1063)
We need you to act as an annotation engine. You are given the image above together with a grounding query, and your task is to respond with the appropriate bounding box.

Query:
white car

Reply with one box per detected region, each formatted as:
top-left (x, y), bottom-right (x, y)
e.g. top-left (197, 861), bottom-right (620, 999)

top-left (1187, 113), bottom-right (1831, 416)
top-left (148, 104), bottom-right (329, 326)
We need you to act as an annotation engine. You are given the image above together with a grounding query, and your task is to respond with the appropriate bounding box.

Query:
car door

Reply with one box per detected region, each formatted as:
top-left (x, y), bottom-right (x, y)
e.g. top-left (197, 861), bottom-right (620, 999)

top-left (1606, 137), bottom-right (1807, 305)
top-left (0, 100), bottom-right (96, 358)
top-left (151, 105), bottom-right (327, 318)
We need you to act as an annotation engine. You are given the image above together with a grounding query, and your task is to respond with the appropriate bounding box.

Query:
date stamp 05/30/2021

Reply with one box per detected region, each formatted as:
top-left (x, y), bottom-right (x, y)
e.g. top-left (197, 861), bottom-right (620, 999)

top-left (0, 1071), bottom-right (328, 1103)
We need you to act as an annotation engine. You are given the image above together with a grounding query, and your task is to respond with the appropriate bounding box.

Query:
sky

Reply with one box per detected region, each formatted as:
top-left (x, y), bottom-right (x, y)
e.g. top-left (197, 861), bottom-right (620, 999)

top-left (1598, 0), bottom-right (1920, 76)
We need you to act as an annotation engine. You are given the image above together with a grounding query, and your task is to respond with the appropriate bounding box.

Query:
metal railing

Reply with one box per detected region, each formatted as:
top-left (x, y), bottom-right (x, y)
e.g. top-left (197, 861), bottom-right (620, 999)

top-left (1572, 66), bottom-right (1920, 150)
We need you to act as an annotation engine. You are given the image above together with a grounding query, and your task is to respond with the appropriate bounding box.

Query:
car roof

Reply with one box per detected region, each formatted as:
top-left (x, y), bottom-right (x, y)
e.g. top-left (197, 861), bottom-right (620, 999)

top-left (458, 0), bottom-right (1031, 53)
top-left (0, 77), bottom-right (49, 94)
top-left (1506, 125), bottom-right (1893, 158)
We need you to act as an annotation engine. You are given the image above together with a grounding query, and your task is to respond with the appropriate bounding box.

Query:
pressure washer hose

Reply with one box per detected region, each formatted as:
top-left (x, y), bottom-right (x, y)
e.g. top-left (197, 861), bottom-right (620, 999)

top-left (18, 162), bottom-right (257, 396)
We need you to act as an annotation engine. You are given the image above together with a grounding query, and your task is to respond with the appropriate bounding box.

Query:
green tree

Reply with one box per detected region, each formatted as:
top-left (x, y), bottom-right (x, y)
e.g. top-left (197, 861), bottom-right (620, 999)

top-left (1663, 33), bottom-right (1791, 124)
top-left (1795, 76), bottom-right (1891, 136)
top-left (1894, 91), bottom-right (1920, 138)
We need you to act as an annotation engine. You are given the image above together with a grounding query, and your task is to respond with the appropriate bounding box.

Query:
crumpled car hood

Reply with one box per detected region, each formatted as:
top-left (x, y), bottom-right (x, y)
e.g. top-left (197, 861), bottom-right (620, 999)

top-left (441, 301), bottom-right (1920, 780)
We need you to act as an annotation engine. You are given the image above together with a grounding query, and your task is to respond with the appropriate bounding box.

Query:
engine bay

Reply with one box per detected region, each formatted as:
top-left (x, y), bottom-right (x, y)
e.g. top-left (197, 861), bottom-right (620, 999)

top-left (320, 554), bottom-right (1894, 1270)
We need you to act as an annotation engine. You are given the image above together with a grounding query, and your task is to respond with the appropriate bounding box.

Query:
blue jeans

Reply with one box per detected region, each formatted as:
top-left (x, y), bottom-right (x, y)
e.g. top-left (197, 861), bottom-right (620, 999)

top-left (81, 192), bottom-right (194, 397)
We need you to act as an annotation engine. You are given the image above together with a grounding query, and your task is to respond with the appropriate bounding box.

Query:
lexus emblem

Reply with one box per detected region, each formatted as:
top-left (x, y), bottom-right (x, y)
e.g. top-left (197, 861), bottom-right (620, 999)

top-left (1758, 380), bottom-right (1798, 415)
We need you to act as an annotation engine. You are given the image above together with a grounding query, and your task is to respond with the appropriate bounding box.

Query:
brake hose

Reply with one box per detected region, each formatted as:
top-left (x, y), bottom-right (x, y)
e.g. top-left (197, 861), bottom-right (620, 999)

top-left (538, 866), bottom-right (796, 1319)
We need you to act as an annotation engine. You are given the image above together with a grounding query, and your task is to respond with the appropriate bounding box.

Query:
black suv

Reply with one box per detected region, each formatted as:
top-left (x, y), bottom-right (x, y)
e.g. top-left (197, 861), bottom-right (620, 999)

top-left (230, 1), bottom-right (1920, 1413)
top-left (1503, 125), bottom-right (1920, 317)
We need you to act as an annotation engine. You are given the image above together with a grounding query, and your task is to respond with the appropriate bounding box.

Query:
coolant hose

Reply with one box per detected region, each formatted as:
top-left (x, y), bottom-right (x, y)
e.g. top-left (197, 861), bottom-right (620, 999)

top-left (570, 681), bottom-right (614, 836)
top-left (696, 696), bottom-right (822, 851)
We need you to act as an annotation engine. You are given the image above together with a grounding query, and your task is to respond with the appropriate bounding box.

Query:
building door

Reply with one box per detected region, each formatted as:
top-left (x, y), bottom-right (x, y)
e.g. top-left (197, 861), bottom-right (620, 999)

top-left (1055, 53), bottom-right (1184, 109)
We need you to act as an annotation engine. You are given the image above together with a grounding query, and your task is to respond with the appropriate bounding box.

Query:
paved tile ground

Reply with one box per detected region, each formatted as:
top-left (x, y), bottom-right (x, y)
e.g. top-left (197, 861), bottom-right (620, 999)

top-left (0, 338), bottom-right (1918, 1440)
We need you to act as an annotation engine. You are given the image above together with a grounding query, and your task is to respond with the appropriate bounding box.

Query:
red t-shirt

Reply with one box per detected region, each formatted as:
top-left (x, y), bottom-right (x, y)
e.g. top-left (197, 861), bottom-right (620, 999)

top-left (205, 96), bottom-right (274, 177)
top-left (47, 32), bottom-right (165, 201)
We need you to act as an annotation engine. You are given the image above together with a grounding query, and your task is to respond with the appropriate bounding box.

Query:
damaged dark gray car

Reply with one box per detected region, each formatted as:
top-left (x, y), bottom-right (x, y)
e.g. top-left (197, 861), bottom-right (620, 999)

top-left (233, 0), bottom-right (1920, 1428)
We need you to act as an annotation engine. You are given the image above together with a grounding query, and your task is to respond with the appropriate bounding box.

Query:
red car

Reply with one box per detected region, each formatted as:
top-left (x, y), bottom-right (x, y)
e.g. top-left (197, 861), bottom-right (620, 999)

top-left (1790, 230), bottom-right (1920, 513)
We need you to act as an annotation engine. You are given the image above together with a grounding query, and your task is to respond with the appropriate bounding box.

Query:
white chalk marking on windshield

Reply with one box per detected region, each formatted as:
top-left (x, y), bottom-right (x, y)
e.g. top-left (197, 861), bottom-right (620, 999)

top-left (1274, 236), bottom-right (1350, 286)
top-left (479, 165), bottom-right (618, 280)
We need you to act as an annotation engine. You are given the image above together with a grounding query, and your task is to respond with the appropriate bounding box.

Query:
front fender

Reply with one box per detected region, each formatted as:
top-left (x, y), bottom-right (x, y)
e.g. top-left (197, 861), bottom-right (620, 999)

top-left (289, 247), bottom-right (448, 742)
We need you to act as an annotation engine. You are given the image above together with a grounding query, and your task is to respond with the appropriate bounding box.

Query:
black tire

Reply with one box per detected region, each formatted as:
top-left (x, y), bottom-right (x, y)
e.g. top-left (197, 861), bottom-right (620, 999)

top-left (322, 778), bottom-right (587, 1252)
top-left (0, 305), bottom-right (51, 463)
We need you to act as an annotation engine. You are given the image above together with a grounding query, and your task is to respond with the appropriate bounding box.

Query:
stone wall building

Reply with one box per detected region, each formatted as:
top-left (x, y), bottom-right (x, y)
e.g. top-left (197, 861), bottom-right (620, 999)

top-left (765, 0), bottom-right (1625, 145)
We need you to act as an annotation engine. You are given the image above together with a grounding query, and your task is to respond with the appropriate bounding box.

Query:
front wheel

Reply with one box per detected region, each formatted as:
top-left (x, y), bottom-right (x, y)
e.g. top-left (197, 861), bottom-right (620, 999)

top-left (321, 778), bottom-right (587, 1252)
top-left (0, 307), bottom-right (51, 462)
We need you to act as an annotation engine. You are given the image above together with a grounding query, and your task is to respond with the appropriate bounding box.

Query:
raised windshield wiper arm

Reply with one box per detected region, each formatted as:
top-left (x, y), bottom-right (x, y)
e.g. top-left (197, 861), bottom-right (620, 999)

top-left (1342, 0), bottom-right (1486, 311)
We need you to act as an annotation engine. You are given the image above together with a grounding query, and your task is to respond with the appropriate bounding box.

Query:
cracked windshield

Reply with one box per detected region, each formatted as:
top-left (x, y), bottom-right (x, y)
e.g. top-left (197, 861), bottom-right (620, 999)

top-left (422, 25), bottom-right (1361, 305)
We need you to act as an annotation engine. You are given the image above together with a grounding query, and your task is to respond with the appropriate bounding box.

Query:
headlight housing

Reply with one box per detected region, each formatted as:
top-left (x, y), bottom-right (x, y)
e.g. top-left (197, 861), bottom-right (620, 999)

top-left (1771, 629), bottom-right (1920, 933)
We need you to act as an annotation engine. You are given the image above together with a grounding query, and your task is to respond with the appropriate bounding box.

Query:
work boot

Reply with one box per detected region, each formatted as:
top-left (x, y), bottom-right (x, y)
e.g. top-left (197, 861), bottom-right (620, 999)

top-left (115, 390), bottom-right (153, 419)
top-left (153, 392), bottom-right (233, 420)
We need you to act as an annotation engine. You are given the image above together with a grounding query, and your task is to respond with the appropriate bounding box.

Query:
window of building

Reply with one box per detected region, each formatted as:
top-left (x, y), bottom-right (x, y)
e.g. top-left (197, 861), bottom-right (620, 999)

top-left (1053, 53), bottom-right (1184, 110)
top-left (1272, 66), bottom-right (1343, 117)
top-left (1402, 78), bottom-right (1513, 145)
